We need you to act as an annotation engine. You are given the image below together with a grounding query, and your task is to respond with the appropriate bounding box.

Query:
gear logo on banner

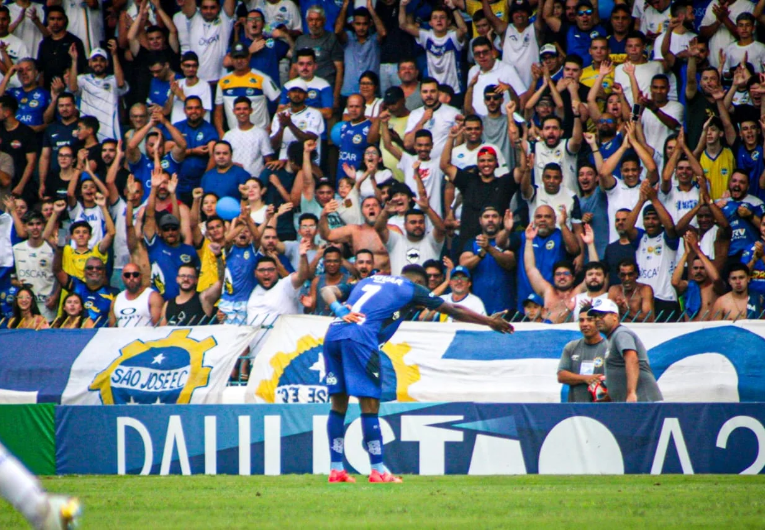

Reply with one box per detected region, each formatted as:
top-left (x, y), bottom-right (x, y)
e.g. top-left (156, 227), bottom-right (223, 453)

top-left (89, 330), bottom-right (216, 405)
top-left (255, 334), bottom-right (419, 403)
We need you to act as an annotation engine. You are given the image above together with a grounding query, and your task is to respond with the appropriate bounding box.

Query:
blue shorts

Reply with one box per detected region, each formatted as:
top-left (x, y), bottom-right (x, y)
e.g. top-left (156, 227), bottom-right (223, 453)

top-left (323, 338), bottom-right (382, 399)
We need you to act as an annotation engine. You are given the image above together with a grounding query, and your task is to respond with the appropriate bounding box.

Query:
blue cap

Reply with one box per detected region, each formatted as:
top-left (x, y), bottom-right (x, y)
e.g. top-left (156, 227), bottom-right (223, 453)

top-left (452, 266), bottom-right (471, 279)
top-left (522, 293), bottom-right (544, 307)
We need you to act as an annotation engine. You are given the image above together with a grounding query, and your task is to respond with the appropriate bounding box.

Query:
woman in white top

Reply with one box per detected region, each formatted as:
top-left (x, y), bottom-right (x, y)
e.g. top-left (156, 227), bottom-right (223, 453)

top-left (354, 145), bottom-right (392, 200)
top-left (242, 178), bottom-right (269, 225)
top-left (343, 71), bottom-right (384, 120)
top-left (195, 191), bottom-right (220, 236)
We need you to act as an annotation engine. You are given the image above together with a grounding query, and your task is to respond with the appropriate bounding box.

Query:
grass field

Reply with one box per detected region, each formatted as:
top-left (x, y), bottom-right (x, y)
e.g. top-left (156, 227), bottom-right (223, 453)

top-left (1, 475), bottom-right (764, 529)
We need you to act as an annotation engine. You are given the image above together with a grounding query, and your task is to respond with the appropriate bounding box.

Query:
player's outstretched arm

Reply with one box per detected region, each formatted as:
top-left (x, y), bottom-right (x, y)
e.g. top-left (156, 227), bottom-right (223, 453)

top-left (321, 285), bottom-right (364, 323)
top-left (438, 303), bottom-right (513, 333)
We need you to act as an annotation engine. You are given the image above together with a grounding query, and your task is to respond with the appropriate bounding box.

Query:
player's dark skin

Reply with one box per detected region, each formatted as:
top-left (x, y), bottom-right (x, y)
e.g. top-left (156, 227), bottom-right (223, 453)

top-left (321, 271), bottom-right (513, 415)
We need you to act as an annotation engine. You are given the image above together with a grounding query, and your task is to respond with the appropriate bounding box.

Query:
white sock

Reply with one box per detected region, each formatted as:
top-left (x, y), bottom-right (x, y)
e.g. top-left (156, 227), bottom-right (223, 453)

top-left (0, 442), bottom-right (49, 526)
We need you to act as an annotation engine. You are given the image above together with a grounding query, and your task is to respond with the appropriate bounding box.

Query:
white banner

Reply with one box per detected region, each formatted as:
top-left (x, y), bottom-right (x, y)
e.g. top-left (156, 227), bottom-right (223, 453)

top-left (61, 326), bottom-right (256, 405)
top-left (246, 316), bottom-right (765, 403)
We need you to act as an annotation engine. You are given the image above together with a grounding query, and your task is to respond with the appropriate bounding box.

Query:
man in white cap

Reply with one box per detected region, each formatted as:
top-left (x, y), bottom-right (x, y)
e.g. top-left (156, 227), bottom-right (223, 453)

top-left (67, 40), bottom-right (128, 141)
top-left (587, 297), bottom-right (664, 402)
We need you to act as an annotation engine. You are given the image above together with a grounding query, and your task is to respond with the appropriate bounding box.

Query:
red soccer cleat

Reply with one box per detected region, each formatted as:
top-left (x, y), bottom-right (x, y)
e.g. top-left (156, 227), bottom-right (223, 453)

top-left (328, 469), bottom-right (356, 483)
top-left (368, 469), bottom-right (403, 483)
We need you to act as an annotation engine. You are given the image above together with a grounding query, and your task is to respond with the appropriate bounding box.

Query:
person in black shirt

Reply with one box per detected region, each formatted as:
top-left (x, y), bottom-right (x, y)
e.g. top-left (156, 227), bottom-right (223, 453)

top-left (73, 116), bottom-right (106, 177)
top-left (0, 95), bottom-right (38, 203)
top-left (100, 139), bottom-right (131, 199)
top-left (160, 260), bottom-right (223, 326)
top-left (125, 21), bottom-right (180, 108)
top-left (36, 6), bottom-right (87, 91)
top-left (39, 92), bottom-right (79, 199)
top-left (376, 0), bottom-right (415, 93)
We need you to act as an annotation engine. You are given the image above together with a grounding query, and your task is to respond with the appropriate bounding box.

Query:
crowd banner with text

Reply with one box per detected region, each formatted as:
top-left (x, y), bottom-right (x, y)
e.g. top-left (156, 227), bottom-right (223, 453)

top-left (0, 327), bottom-right (257, 405)
top-left (247, 317), bottom-right (765, 404)
top-left (55, 403), bottom-right (765, 475)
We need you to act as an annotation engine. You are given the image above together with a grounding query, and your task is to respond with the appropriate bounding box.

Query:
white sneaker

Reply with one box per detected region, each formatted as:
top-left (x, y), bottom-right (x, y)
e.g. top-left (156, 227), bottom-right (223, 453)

top-left (38, 495), bottom-right (82, 530)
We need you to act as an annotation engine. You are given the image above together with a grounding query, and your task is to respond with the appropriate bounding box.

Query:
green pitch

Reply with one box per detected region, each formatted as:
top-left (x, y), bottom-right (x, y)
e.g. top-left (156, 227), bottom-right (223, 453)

top-left (1, 475), bottom-right (763, 529)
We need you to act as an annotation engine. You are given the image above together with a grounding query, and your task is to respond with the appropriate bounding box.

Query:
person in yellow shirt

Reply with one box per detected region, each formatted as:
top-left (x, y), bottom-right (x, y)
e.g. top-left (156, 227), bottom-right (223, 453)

top-left (694, 117), bottom-right (734, 201)
top-left (580, 36), bottom-right (614, 94)
top-left (191, 187), bottom-right (228, 292)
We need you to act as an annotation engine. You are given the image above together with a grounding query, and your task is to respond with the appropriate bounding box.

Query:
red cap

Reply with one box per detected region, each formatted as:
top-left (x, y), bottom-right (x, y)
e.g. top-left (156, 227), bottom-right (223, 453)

top-left (477, 146), bottom-right (497, 159)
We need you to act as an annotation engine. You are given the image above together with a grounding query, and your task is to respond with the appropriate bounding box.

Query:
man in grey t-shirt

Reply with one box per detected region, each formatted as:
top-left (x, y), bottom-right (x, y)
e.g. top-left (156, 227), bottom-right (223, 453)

top-left (557, 312), bottom-right (608, 402)
top-left (588, 298), bottom-right (664, 402)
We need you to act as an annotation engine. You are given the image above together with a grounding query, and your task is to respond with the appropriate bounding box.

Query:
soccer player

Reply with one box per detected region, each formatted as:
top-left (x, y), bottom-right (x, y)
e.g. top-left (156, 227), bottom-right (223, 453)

top-left (0, 441), bottom-right (81, 529)
top-left (320, 265), bottom-right (512, 483)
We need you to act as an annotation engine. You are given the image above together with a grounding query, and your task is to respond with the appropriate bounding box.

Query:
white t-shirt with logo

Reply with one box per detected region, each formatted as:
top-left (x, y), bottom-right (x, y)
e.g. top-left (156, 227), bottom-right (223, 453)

top-left (605, 179), bottom-right (645, 243)
top-left (76, 74), bottom-right (130, 142)
top-left (640, 5), bottom-right (671, 37)
top-left (398, 152), bottom-right (445, 217)
top-left (637, 229), bottom-right (678, 302)
top-left (12, 240), bottom-right (56, 321)
top-left (270, 105), bottom-right (325, 160)
top-left (417, 29), bottom-right (464, 93)
top-left (701, 0), bottom-right (754, 68)
top-left (224, 125), bottom-right (274, 178)
top-left (69, 202), bottom-right (106, 249)
top-left (532, 139), bottom-right (579, 195)
top-left (501, 24), bottom-right (538, 89)
top-left (641, 100), bottom-right (683, 168)
top-left (385, 229), bottom-right (443, 276)
top-left (405, 103), bottom-right (461, 156)
top-left (659, 185), bottom-right (699, 225)
top-left (189, 10), bottom-right (235, 82)
top-left (652, 30), bottom-right (697, 61)
top-left (171, 79), bottom-right (213, 124)
top-left (247, 0), bottom-right (303, 32)
top-left (467, 60), bottom-right (527, 117)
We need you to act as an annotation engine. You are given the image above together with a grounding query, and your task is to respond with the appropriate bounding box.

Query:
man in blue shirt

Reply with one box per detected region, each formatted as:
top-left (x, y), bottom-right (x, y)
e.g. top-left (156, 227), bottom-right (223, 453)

top-left (719, 170), bottom-right (765, 263)
top-left (229, 8), bottom-right (291, 88)
top-left (201, 141), bottom-right (251, 200)
top-left (280, 49), bottom-right (333, 119)
top-left (0, 58), bottom-right (52, 132)
top-left (734, 118), bottom-right (765, 201)
top-left (142, 168), bottom-right (200, 301)
top-left (566, 0), bottom-right (606, 67)
top-left (321, 266), bottom-right (511, 483)
top-left (126, 106), bottom-right (187, 201)
top-left (147, 52), bottom-right (180, 109)
top-left (172, 96), bottom-right (219, 205)
top-left (337, 94), bottom-right (371, 176)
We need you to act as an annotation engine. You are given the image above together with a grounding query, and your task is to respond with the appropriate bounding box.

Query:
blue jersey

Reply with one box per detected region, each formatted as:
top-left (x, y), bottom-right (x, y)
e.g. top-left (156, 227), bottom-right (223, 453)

top-left (236, 37), bottom-right (290, 87)
top-left (65, 276), bottom-right (118, 327)
top-left (510, 230), bottom-right (568, 311)
top-left (566, 25), bottom-right (606, 67)
top-left (129, 153), bottom-right (183, 202)
top-left (325, 275), bottom-right (444, 349)
top-left (280, 77), bottom-right (333, 110)
top-left (741, 242), bottom-right (765, 297)
top-left (736, 144), bottom-right (765, 201)
top-left (222, 244), bottom-right (258, 303)
top-left (721, 198), bottom-right (765, 256)
top-left (337, 119), bottom-right (370, 176)
top-left (464, 238), bottom-right (515, 314)
top-left (9, 86), bottom-right (51, 126)
top-left (201, 165), bottom-right (251, 200)
top-left (147, 74), bottom-right (182, 108)
top-left (173, 119), bottom-right (219, 192)
top-left (145, 235), bottom-right (200, 300)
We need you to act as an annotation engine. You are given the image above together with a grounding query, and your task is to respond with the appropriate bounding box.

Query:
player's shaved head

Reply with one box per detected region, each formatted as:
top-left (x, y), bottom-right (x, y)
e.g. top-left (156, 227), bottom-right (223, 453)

top-left (402, 264), bottom-right (428, 286)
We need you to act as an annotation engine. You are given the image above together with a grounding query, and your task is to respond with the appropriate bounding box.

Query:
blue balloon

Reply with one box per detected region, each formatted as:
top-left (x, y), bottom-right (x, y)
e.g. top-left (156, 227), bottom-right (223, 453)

top-left (330, 121), bottom-right (344, 146)
top-left (216, 196), bottom-right (241, 221)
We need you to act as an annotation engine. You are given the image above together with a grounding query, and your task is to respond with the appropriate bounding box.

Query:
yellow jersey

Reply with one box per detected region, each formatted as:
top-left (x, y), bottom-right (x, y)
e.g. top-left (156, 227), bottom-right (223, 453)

top-left (197, 239), bottom-right (222, 292)
top-left (62, 245), bottom-right (108, 280)
top-left (700, 147), bottom-right (734, 201)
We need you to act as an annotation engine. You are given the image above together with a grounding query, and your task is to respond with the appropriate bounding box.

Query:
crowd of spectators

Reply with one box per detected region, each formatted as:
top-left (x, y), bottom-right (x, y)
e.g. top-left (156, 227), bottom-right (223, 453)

top-left (2, 0), bottom-right (765, 338)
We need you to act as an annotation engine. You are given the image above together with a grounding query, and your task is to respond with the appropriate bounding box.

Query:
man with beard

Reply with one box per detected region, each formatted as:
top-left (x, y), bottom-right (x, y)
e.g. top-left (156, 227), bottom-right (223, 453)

top-left (67, 41), bottom-right (128, 142)
top-left (557, 312), bottom-right (608, 402)
top-left (126, 106), bottom-right (187, 201)
top-left (38, 92), bottom-right (78, 199)
top-left (732, 118), bottom-right (765, 201)
top-left (578, 164), bottom-right (608, 260)
top-left (588, 298), bottom-right (664, 402)
top-left (403, 77), bottom-right (461, 155)
top-left (571, 261), bottom-right (609, 320)
top-left (685, 42), bottom-right (723, 148)
top-left (162, 260), bottom-right (223, 326)
top-left (461, 206), bottom-right (517, 314)
top-left (717, 170), bottom-right (765, 264)
top-left (246, 242), bottom-right (311, 323)
top-left (607, 258), bottom-right (655, 322)
top-left (607, 4), bottom-right (631, 58)
top-left (625, 180), bottom-right (681, 321)
top-left (654, 1), bottom-right (697, 68)
top-left (711, 263), bottom-right (762, 320)
top-left (376, 189), bottom-right (445, 275)
top-left (465, 37), bottom-right (528, 117)
top-left (304, 246), bottom-right (351, 314)
top-left (587, 110), bottom-right (624, 178)
top-left (531, 115), bottom-right (582, 194)
top-left (441, 134), bottom-right (519, 253)
top-left (257, 226), bottom-right (295, 277)
top-left (448, 114), bottom-right (507, 171)
top-left (271, 81), bottom-right (324, 160)
top-left (173, 96), bottom-right (219, 205)
top-left (53, 253), bottom-right (118, 327)
top-left (319, 196), bottom-right (390, 274)
top-left (352, 248), bottom-right (375, 280)
top-left (142, 167), bottom-right (200, 301)
top-left (672, 231), bottom-right (725, 321)
top-left (523, 220), bottom-right (579, 324)
top-left (281, 49), bottom-right (333, 119)
top-left (109, 264), bottom-right (163, 327)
